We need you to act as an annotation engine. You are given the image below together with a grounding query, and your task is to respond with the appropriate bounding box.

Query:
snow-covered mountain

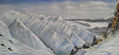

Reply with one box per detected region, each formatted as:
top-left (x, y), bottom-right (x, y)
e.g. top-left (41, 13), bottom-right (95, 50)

top-left (0, 9), bottom-right (118, 55)
top-left (0, 0), bottom-right (119, 55)
top-left (0, 10), bottom-right (100, 55)
top-left (0, 22), bottom-right (54, 55)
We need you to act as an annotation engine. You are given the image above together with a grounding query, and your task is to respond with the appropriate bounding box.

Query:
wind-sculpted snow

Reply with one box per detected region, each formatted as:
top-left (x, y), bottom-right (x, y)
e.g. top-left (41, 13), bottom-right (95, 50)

top-left (0, 11), bottom-right (96, 55)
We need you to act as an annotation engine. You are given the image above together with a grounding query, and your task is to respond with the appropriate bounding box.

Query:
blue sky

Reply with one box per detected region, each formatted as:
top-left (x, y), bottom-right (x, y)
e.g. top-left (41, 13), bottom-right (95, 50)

top-left (0, 0), bottom-right (114, 4)
top-left (0, 0), bottom-right (116, 19)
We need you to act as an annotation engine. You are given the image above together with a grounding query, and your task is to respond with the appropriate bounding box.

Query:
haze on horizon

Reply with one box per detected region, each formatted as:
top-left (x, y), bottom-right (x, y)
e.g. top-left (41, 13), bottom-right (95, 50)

top-left (0, 0), bottom-right (116, 19)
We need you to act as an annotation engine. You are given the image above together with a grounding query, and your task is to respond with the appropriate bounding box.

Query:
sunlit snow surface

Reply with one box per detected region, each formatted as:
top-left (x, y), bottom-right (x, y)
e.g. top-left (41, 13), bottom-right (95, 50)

top-left (76, 31), bottom-right (119, 55)
top-left (0, 10), bottom-right (118, 55)
top-left (0, 10), bottom-right (96, 55)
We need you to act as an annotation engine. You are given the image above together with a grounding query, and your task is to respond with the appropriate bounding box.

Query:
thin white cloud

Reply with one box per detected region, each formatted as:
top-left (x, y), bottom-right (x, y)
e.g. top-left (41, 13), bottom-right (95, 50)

top-left (80, 1), bottom-right (111, 10)
top-left (55, 1), bottom-right (114, 19)
top-left (0, 1), bottom-right (114, 19)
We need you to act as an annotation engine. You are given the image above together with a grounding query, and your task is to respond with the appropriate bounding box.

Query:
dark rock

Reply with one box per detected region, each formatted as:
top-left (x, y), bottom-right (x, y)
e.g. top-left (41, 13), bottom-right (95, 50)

top-left (0, 34), bottom-right (3, 36)
top-left (8, 48), bottom-right (13, 51)
top-left (83, 44), bottom-right (90, 49)
top-left (0, 44), bottom-right (5, 47)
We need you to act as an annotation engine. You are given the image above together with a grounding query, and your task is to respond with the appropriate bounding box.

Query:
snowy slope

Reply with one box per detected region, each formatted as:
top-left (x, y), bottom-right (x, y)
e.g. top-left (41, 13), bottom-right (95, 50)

top-left (0, 10), bottom-right (97, 55)
top-left (9, 18), bottom-right (52, 51)
top-left (0, 20), bottom-right (54, 55)
top-left (0, 10), bottom-right (118, 55)
top-left (75, 30), bottom-right (119, 55)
